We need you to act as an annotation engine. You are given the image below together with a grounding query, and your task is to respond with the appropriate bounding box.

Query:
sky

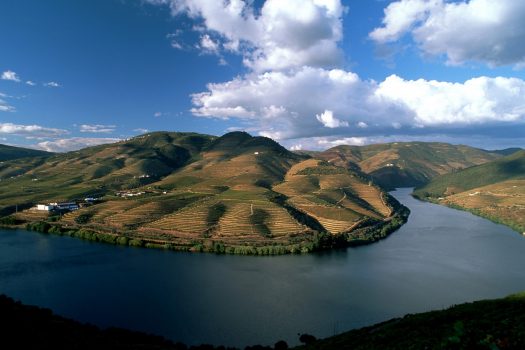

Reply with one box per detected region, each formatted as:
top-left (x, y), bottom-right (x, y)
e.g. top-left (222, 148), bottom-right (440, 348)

top-left (1, 0), bottom-right (524, 152)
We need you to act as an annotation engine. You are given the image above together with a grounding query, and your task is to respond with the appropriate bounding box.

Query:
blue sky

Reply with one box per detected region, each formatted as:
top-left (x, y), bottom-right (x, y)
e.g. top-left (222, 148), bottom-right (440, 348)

top-left (1, 0), bottom-right (524, 151)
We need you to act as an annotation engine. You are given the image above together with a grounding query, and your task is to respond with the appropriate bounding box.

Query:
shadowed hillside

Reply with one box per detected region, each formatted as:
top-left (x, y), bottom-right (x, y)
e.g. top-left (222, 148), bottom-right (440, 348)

top-left (3, 292), bottom-right (525, 350)
top-left (317, 142), bottom-right (501, 189)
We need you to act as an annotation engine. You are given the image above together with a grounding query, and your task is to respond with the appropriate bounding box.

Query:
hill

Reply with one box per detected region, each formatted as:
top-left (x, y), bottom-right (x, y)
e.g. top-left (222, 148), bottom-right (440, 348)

top-left (3, 291), bottom-right (525, 349)
top-left (295, 292), bottom-right (525, 350)
top-left (0, 132), bottom-right (216, 215)
top-left (414, 151), bottom-right (525, 233)
top-left (0, 131), bottom-right (408, 254)
top-left (0, 143), bottom-right (52, 161)
top-left (488, 147), bottom-right (523, 156)
top-left (317, 142), bottom-right (500, 189)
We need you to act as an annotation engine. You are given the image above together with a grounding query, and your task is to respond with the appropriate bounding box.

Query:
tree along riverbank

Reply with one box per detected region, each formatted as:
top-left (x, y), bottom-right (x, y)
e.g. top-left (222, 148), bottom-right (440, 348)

top-left (0, 196), bottom-right (409, 255)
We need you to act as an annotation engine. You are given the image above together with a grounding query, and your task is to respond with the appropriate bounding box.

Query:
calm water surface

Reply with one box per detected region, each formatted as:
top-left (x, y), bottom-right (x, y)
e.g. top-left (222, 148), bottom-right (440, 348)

top-left (1, 188), bottom-right (525, 347)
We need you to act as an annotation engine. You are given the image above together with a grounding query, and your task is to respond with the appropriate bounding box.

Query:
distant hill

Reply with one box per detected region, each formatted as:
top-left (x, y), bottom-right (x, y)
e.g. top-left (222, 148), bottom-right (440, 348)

top-left (488, 147), bottom-right (523, 156)
top-left (0, 144), bottom-right (52, 161)
top-left (414, 150), bottom-right (525, 233)
top-left (0, 131), bottom-right (407, 254)
top-left (317, 142), bottom-right (501, 189)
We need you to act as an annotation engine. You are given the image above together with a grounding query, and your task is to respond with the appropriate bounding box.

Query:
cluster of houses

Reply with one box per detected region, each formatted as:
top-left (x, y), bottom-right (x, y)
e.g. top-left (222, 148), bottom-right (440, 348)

top-left (34, 197), bottom-right (99, 212)
top-left (115, 191), bottom-right (147, 198)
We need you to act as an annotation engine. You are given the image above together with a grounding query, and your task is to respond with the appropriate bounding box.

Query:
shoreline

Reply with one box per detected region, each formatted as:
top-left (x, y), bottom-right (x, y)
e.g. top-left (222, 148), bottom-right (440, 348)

top-left (0, 194), bottom-right (410, 256)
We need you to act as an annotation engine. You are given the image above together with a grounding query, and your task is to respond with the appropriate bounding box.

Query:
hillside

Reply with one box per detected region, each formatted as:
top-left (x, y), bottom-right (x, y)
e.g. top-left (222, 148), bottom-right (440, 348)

top-left (3, 291), bottom-right (525, 349)
top-left (0, 131), bottom-right (407, 254)
top-left (414, 151), bottom-right (525, 233)
top-left (0, 132), bottom-right (216, 215)
top-left (0, 143), bottom-right (52, 161)
top-left (317, 142), bottom-right (501, 189)
top-left (488, 147), bottom-right (523, 156)
top-left (295, 292), bottom-right (525, 350)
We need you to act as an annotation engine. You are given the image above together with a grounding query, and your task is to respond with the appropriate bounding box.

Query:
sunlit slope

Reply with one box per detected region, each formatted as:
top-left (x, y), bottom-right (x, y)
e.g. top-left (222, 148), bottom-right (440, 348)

top-left (414, 151), bottom-right (525, 233)
top-left (2, 131), bottom-right (407, 251)
top-left (318, 142), bottom-right (501, 188)
top-left (0, 132), bottom-right (215, 213)
top-left (274, 159), bottom-right (392, 234)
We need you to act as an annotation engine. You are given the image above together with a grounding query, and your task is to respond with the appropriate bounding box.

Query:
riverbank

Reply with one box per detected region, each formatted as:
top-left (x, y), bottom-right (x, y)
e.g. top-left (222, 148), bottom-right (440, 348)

top-left (0, 194), bottom-right (409, 255)
top-left (2, 188), bottom-right (525, 346)
top-left (3, 292), bottom-right (525, 350)
top-left (412, 192), bottom-right (524, 235)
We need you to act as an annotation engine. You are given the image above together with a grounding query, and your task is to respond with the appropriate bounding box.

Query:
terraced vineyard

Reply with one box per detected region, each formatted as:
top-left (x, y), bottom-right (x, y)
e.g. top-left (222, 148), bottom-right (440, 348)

top-left (275, 159), bottom-right (392, 234)
top-left (0, 131), bottom-right (408, 254)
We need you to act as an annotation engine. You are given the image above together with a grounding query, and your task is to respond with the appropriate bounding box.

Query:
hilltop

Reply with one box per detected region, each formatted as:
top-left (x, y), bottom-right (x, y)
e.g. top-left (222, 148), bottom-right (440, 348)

top-left (414, 150), bottom-right (525, 233)
top-left (0, 131), bottom-right (407, 254)
top-left (0, 144), bottom-right (52, 161)
top-left (317, 142), bottom-right (500, 189)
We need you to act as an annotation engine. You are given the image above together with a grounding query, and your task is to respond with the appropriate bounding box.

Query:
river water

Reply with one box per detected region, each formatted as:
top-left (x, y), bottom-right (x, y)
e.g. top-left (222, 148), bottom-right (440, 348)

top-left (1, 188), bottom-right (525, 347)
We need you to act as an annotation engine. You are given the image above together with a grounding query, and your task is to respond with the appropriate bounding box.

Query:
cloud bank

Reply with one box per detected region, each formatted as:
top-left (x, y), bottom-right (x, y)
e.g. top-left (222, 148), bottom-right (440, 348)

top-left (370, 0), bottom-right (525, 67)
top-left (0, 122), bottom-right (68, 138)
top-left (149, 0), bottom-right (525, 148)
top-left (37, 137), bottom-right (121, 152)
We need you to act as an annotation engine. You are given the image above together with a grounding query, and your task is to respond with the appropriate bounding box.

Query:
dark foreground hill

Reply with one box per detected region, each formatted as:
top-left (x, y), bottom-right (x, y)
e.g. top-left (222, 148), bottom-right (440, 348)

top-left (0, 131), bottom-right (407, 254)
top-left (2, 292), bottom-right (525, 350)
top-left (317, 142), bottom-right (501, 189)
top-left (414, 151), bottom-right (525, 233)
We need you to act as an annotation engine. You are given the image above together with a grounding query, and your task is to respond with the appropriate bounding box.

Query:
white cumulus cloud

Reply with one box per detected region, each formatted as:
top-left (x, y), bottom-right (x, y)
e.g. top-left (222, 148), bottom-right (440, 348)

top-left (370, 0), bottom-right (525, 67)
top-left (1, 70), bottom-right (21, 82)
top-left (79, 124), bottom-right (116, 133)
top-left (44, 81), bottom-right (61, 87)
top-left (147, 0), bottom-right (345, 72)
top-left (0, 122), bottom-right (68, 137)
top-left (375, 75), bottom-right (525, 125)
top-left (316, 110), bottom-right (348, 128)
top-left (37, 137), bottom-right (121, 152)
top-left (0, 93), bottom-right (15, 112)
top-left (190, 67), bottom-right (525, 139)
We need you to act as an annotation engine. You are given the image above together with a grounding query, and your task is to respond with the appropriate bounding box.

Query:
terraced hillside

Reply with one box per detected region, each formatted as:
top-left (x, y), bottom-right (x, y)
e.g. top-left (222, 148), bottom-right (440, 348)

top-left (414, 151), bottom-right (525, 233)
top-left (317, 142), bottom-right (503, 189)
top-left (274, 159), bottom-right (392, 236)
top-left (0, 131), bottom-right (408, 254)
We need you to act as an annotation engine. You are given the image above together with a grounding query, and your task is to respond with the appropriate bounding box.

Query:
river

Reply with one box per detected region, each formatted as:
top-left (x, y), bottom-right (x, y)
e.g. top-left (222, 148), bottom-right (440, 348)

top-left (1, 188), bottom-right (525, 347)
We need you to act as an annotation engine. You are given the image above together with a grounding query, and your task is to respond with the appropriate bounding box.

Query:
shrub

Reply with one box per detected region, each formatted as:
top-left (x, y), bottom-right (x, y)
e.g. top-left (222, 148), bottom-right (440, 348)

top-left (75, 213), bottom-right (93, 224)
top-left (128, 239), bottom-right (144, 247)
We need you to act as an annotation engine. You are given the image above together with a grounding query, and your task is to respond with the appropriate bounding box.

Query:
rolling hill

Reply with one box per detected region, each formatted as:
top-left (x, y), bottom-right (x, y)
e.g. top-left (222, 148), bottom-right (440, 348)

top-left (414, 150), bottom-right (525, 233)
top-left (0, 144), bottom-right (52, 161)
top-left (317, 142), bottom-right (501, 189)
top-left (0, 131), bottom-right (408, 254)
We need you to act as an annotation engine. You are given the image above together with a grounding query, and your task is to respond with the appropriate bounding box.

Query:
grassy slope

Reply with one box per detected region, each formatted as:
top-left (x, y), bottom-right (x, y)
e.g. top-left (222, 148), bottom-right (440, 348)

top-left (0, 132), bottom-right (215, 214)
top-left (0, 131), bottom-right (405, 253)
top-left (0, 143), bottom-right (52, 161)
top-left (414, 150), bottom-right (525, 197)
top-left (318, 142), bottom-right (501, 189)
top-left (2, 292), bottom-right (525, 349)
top-left (413, 151), bottom-right (525, 233)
